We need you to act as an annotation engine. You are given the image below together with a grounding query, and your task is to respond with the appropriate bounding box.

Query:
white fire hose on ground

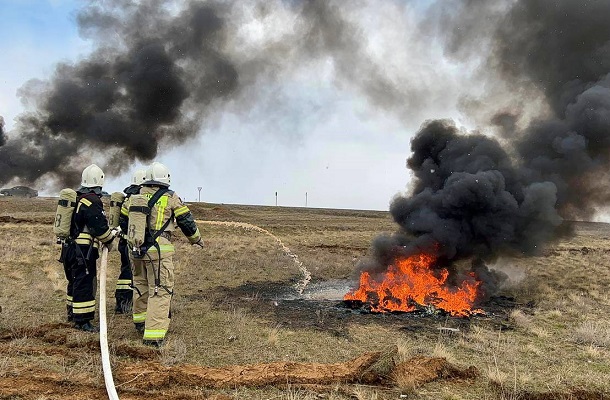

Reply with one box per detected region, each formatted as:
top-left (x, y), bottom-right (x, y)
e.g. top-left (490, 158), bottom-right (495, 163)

top-left (99, 245), bottom-right (120, 400)
top-left (94, 221), bottom-right (307, 400)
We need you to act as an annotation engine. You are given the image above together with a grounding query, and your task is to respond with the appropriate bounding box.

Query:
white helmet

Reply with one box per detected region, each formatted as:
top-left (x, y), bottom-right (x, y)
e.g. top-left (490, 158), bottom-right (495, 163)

top-left (144, 162), bottom-right (171, 187)
top-left (131, 168), bottom-right (146, 185)
top-left (81, 164), bottom-right (105, 188)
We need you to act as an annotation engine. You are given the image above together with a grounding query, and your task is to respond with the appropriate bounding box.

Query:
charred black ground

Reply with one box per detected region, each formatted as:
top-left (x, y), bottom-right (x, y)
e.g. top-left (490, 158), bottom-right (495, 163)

top-left (204, 280), bottom-right (523, 335)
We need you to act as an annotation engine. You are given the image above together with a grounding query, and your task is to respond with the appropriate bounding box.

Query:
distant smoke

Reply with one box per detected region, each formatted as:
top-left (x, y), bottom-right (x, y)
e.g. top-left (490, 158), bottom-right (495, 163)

top-left (0, 117), bottom-right (6, 146)
top-left (359, 0), bottom-right (610, 298)
top-left (0, 0), bottom-right (424, 188)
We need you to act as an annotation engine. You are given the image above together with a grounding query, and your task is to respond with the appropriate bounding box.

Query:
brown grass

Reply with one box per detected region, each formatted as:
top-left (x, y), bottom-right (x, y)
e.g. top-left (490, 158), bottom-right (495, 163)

top-left (1, 200), bottom-right (610, 399)
top-left (572, 320), bottom-right (610, 347)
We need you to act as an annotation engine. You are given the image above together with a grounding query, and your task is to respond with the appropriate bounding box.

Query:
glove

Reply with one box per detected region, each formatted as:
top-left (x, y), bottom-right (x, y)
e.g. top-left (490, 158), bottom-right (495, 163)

top-left (110, 227), bottom-right (124, 240)
top-left (104, 239), bottom-right (115, 252)
top-left (192, 239), bottom-right (204, 249)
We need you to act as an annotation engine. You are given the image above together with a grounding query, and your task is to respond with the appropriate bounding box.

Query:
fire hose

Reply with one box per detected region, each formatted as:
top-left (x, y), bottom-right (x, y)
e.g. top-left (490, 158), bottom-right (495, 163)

top-left (94, 220), bottom-right (307, 400)
top-left (99, 245), bottom-right (120, 400)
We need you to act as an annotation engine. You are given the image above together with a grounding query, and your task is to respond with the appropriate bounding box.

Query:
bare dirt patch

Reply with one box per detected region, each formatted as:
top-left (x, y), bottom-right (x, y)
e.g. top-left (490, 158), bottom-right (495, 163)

top-left (0, 353), bottom-right (483, 400)
top-left (0, 215), bottom-right (39, 224)
top-left (116, 352), bottom-right (382, 390)
top-left (391, 356), bottom-right (479, 387)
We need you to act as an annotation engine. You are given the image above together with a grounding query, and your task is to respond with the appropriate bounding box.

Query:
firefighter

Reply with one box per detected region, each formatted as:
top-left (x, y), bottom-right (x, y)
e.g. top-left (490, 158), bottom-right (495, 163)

top-left (123, 162), bottom-right (203, 347)
top-left (63, 164), bottom-right (115, 332)
top-left (114, 168), bottom-right (146, 314)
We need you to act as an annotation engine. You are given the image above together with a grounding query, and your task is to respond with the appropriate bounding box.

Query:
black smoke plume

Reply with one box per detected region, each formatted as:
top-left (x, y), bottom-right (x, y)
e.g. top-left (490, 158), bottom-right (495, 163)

top-left (0, 0), bottom-right (409, 188)
top-left (359, 0), bottom-right (610, 298)
top-left (1, 1), bottom-right (240, 187)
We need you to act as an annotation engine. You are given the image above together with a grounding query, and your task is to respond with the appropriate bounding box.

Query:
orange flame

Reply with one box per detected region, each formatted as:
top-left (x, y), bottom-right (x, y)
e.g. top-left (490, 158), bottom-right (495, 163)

top-left (344, 253), bottom-right (482, 317)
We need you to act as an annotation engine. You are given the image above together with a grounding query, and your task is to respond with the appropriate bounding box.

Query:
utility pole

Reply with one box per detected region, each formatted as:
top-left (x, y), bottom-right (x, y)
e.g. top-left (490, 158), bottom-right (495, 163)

top-left (305, 192), bottom-right (308, 207)
top-left (197, 187), bottom-right (202, 202)
top-left (275, 191), bottom-right (278, 206)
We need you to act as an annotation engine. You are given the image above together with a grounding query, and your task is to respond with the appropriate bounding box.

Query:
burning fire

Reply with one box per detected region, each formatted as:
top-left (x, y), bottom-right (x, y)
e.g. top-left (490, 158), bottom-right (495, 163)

top-left (344, 253), bottom-right (482, 317)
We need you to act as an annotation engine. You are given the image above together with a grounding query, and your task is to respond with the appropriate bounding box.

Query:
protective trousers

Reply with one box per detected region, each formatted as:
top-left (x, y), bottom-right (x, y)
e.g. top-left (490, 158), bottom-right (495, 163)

top-left (115, 238), bottom-right (133, 313)
top-left (132, 255), bottom-right (174, 342)
top-left (63, 244), bottom-right (97, 323)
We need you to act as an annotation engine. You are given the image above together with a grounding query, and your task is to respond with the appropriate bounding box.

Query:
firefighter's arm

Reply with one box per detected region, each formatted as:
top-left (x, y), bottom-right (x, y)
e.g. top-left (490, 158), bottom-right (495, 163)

top-left (82, 196), bottom-right (114, 246)
top-left (173, 195), bottom-right (202, 246)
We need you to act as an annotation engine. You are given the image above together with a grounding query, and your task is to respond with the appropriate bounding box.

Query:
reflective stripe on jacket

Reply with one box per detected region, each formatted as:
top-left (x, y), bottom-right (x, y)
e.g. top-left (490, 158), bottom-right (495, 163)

top-left (72, 192), bottom-right (112, 246)
top-left (124, 186), bottom-right (201, 253)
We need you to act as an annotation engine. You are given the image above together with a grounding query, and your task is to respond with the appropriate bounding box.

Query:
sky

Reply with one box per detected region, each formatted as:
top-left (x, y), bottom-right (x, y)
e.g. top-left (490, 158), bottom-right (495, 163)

top-left (0, 0), bottom-right (484, 209)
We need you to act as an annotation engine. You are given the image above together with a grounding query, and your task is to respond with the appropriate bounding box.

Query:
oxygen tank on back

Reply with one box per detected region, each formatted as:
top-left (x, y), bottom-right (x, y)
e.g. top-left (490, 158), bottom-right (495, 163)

top-left (127, 194), bottom-right (149, 257)
top-left (53, 188), bottom-right (78, 241)
top-left (108, 192), bottom-right (125, 229)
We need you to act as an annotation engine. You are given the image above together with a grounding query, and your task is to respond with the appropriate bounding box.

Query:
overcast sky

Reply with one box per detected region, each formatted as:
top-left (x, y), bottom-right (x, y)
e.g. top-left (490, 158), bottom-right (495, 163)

top-left (0, 0), bottom-right (488, 209)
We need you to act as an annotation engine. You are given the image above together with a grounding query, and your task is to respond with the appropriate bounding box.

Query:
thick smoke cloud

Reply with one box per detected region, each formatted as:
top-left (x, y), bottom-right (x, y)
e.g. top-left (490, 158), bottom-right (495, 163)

top-left (1, 1), bottom-right (242, 186)
top-left (360, 119), bottom-right (563, 297)
top-left (1, 0), bottom-right (421, 188)
top-left (499, 1), bottom-right (610, 219)
top-left (494, 1), bottom-right (610, 117)
top-left (394, 119), bottom-right (562, 259)
top-left (360, 0), bottom-right (610, 297)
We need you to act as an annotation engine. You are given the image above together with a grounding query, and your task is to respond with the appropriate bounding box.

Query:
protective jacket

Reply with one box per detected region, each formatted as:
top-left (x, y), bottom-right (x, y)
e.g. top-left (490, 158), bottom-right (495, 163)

top-left (120, 186), bottom-right (201, 257)
top-left (63, 191), bottom-right (113, 323)
top-left (71, 192), bottom-right (113, 247)
top-left (123, 185), bottom-right (200, 344)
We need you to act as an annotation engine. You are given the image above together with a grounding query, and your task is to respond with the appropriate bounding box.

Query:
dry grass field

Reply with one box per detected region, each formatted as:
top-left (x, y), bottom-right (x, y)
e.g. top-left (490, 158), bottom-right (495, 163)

top-left (0, 196), bottom-right (609, 399)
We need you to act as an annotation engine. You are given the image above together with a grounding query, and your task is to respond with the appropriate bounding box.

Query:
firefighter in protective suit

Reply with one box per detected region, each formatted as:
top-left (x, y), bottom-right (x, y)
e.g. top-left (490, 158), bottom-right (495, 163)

top-left (115, 169), bottom-right (146, 314)
top-left (122, 162), bottom-right (202, 347)
top-left (63, 164), bottom-right (115, 332)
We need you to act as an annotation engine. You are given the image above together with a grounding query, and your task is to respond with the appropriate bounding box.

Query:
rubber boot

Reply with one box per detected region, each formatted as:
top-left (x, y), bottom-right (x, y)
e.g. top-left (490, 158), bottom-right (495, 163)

top-left (143, 339), bottom-right (164, 348)
top-left (74, 321), bottom-right (98, 333)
